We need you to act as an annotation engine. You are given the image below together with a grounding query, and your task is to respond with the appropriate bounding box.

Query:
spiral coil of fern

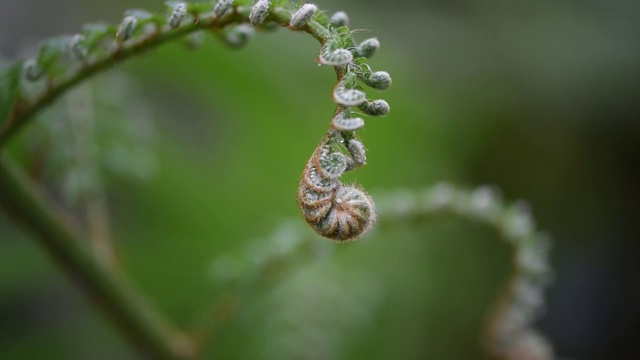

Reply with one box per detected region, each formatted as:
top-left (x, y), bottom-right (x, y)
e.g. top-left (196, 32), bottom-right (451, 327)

top-left (297, 17), bottom-right (391, 241)
top-left (298, 133), bottom-right (377, 241)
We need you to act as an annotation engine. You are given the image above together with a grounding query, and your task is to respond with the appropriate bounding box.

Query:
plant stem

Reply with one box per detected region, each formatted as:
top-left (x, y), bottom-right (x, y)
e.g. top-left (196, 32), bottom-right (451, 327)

top-left (0, 7), bottom-right (330, 147)
top-left (0, 155), bottom-right (195, 360)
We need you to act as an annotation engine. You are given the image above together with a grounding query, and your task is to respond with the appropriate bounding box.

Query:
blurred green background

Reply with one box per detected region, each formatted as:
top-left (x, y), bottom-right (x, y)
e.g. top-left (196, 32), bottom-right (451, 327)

top-left (1, 0), bottom-right (639, 359)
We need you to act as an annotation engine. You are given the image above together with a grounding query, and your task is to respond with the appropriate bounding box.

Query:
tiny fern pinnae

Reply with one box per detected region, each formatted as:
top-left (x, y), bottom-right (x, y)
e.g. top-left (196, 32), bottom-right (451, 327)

top-left (168, 2), bottom-right (188, 29)
top-left (68, 34), bottom-right (88, 61)
top-left (329, 11), bottom-right (349, 28)
top-left (289, 4), bottom-right (317, 29)
top-left (117, 16), bottom-right (138, 41)
top-left (249, 0), bottom-right (271, 26)
top-left (331, 110), bottom-right (365, 132)
top-left (213, 0), bottom-right (234, 18)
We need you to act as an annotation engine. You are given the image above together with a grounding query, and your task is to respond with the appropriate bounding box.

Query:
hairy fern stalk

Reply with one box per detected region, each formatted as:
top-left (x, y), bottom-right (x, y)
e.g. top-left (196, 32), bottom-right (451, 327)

top-left (0, 1), bottom-right (554, 359)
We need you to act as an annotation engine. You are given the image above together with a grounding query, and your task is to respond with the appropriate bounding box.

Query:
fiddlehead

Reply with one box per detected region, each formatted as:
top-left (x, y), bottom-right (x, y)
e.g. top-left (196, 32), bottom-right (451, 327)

top-left (298, 20), bottom-right (392, 241)
top-left (298, 131), bottom-right (377, 241)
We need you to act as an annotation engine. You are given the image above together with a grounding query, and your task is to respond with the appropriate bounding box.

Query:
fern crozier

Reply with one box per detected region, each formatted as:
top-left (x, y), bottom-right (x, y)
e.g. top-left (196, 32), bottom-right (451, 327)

top-left (168, 2), bottom-right (188, 29)
top-left (117, 16), bottom-right (138, 41)
top-left (356, 38), bottom-right (380, 59)
top-left (329, 11), bottom-right (349, 28)
top-left (213, 0), bottom-right (234, 17)
top-left (249, 0), bottom-right (271, 25)
top-left (69, 34), bottom-right (88, 61)
top-left (290, 4), bottom-right (317, 29)
top-left (331, 111), bottom-right (365, 131)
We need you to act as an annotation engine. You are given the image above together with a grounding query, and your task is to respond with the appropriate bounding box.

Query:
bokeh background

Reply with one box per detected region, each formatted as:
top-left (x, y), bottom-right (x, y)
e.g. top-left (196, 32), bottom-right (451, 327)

top-left (1, 0), bottom-right (639, 359)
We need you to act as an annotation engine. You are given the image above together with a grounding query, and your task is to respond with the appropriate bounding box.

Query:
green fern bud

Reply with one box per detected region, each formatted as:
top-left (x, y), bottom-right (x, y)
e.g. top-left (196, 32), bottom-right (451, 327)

top-left (469, 186), bottom-right (501, 221)
top-left (318, 31), bottom-right (354, 66)
top-left (213, 0), bottom-right (234, 17)
top-left (331, 111), bottom-right (365, 131)
top-left (249, 0), bottom-right (271, 26)
top-left (318, 148), bottom-right (348, 178)
top-left (428, 182), bottom-right (455, 209)
top-left (319, 48), bottom-right (353, 66)
top-left (365, 71), bottom-right (392, 90)
top-left (329, 11), bottom-right (349, 28)
top-left (504, 201), bottom-right (535, 241)
top-left (117, 16), bottom-right (138, 40)
top-left (290, 4), bottom-right (317, 29)
top-left (223, 24), bottom-right (255, 48)
top-left (333, 87), bottom-right (366, 106)
top-left (333, 75), bottom-right (366, 106)
top-left (168, 2), bottom-right (188, 29)
top-left (69, 34), bottom-right (88, 61)
top-left (347, 139), bottom-right (366, 165)
top-left (358, 99), bottom-right (390, 116)
top-left (23, 59), bottom-right (44, 81)
top-left (356, 38), bottom-right (379, 59)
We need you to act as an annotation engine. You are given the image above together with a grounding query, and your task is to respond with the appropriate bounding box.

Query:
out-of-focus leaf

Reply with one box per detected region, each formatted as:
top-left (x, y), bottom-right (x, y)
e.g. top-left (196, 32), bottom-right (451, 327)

top-left (273, 0), bottom-right (289, 8)
top-left (164, 0), bottom-right (181, 9)
top-left (38, 36), bottom-right (70, 68)
top-left (124, 9), bottom-right (153, 20)
top-left (123, 9), bottom-right (164, 25)
top-left (313, 9), bottom-right (330, 27)
top-left (0, 62), bottom-right (22, 125)
top-left (83, 22), bottom-right (117, 53)
top-left (186, 2), bottom-right (211, 14)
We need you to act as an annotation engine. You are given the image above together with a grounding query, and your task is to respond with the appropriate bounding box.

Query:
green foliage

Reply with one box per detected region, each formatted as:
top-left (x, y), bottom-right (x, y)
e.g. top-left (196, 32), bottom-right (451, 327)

top-left (233, 0), bottom-right (254, 6)
top-left (37, 36), bottom-right (71, 77)
top-left (0, 62), bottom-right (21, 124)
top-left (82, 23), bottom-right (117, 52)
top-left (312, 8), bottom-right (330, 27)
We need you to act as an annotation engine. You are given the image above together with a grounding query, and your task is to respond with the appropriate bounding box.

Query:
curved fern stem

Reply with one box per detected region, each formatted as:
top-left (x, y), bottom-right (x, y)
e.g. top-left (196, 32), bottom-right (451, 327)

top-left (375, 184), bottom-right (555, 360)
top-left (211, 184), bottom-right (555, 359)
top-left (0, 6), bottom-right (329, 147)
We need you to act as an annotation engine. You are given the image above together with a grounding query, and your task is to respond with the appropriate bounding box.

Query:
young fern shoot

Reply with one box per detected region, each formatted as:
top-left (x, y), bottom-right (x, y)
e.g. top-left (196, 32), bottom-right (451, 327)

top-left (0, 1), bottom-right (557, 359)
top-left (297, 17), bottom-right (392, 241)
top-left (298, 133), bottom-right (377, 241)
